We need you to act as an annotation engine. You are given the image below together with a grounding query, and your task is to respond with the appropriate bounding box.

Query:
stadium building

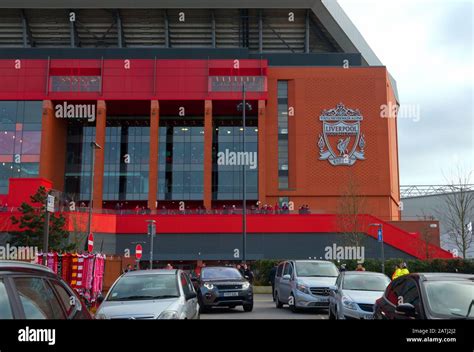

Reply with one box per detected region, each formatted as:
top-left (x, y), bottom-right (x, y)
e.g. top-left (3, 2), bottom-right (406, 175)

top-left (0, 1), bottom-right (452, 263)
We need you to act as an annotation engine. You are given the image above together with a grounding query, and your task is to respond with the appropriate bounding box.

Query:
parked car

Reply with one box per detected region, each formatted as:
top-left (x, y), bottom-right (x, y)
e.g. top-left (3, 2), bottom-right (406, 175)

top-left (95, 269), bottom-right (199, 319)
top-left (274, 260), bottom-right (339, 311)
top-left (374, 273), bottom-right (474, 319)
top-left (194, 266), bottom-right (253, 312)
top-left (0, 260), bottom-right (91, 319)
top-left (328, 271), bottom-right (390, 319)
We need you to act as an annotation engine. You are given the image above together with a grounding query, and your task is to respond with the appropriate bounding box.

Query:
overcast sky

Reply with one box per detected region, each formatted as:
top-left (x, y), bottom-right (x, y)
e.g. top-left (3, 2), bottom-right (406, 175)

top-left (338, 0), bottom-right (473, 185)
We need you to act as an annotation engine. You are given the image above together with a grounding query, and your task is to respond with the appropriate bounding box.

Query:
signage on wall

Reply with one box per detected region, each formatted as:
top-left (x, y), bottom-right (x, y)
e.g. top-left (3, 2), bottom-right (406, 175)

top-left (318, 103), bottom-right (366, 166)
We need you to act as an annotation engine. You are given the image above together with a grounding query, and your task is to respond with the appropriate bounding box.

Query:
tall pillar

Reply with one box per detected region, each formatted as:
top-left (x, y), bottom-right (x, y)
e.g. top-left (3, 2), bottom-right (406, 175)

top-left (39, 100), bottom-right (67, 191)
top-left (93, 100), bottom-right (106, 210)
top-left (148, 100), bottom-right (159, 210)
top-left (203, 100), bottom-right (213, 210)
top-left (258, 100), bottom-right (266, 205)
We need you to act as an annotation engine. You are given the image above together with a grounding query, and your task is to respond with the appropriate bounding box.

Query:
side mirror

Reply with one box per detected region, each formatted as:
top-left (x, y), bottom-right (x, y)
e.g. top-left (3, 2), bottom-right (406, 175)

top-left (282, 274), bottom-right (291, 280)
top-left (185, 292), bottom-right (197, 300)
top-left (396, 303), bottom-right (416, 317)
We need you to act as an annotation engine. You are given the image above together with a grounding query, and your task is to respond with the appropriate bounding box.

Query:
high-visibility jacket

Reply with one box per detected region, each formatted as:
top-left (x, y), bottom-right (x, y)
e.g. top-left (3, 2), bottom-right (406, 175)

top-left (392, 268), bottom-right (402, 280)
top-left (400, 268), bottom-right (410, 276)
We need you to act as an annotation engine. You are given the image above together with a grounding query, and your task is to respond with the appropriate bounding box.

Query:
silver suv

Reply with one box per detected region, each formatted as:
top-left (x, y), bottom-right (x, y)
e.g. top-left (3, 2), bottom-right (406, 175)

top-left (274, 260), bottom-right (339, 312)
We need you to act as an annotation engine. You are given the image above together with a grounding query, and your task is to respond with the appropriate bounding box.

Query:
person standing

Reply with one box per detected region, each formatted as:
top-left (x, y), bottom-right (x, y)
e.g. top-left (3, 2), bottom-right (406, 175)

top-left (399, 262), bottom-right (410, 276)
top-left (243, 264), bottom-right (254, 284)
top-left (391, 264), bottom-right (401, 280)
top-left (269, 264), bottom-right (278, 301)
top-left (356, 263), bottom-right (366, 271)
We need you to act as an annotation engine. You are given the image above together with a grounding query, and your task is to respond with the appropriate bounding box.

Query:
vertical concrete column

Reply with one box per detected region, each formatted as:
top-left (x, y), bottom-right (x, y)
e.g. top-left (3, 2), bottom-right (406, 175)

top-left (258, 100), bottom-right (266, 205)
top-left (39, 100), bottom-right (67, 191)
top-left (93, 100), bottom-right (106, 210)
top-left (203, 100), bottom-right (213, 210)
top-left (148, 100), bottom-right (159, 210)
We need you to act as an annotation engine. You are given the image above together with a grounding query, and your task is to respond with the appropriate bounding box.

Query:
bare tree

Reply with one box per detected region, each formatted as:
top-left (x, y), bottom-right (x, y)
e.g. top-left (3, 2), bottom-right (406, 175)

top-left (436, 169), bottom-right (474, 258)
top-left (414, 213), bottom-right (438, 259)
top-left (337, 174), bottom-right (368, 248)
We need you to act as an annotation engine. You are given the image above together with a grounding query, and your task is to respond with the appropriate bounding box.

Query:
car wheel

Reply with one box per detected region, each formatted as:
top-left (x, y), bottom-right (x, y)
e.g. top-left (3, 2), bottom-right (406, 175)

top-left (243, 303), bottom-right (253, 312)
top-left (275, 292), bottom-right (283, 309)
top-left (289, 293), bottom-right (297, 313)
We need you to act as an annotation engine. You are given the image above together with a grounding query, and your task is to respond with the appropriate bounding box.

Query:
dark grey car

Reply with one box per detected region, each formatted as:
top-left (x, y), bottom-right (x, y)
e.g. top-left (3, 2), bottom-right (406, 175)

top-left (194, 266), bottom-right (253, 313)
top-left (0, 260), bottom-right (91, 319)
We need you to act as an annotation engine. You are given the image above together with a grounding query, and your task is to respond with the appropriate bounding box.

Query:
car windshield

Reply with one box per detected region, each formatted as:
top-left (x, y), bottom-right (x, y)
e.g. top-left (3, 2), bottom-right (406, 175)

top-left (201, 267), bottom-right (242, 280)
top-left (107, 274), bottom-right (179, 301)
top-left (342, 274), bottom-right (390, 291)
top-left (295, 262), bottom-right (338, 277)
top-left (424, 281), bottom-right (474, 318)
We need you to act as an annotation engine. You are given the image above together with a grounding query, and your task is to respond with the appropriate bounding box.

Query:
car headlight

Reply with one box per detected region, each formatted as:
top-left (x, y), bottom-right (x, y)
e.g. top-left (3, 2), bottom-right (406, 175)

top-left (242, 282), bottom-right (250, 289)
top-left (95, 313), bottom-right (108, 320)
top-left (342, 296), bottom-right (357, 310)
top-left (203, 282), bottom-right (214, 290)
top-left (296, 284), bottom-right (310, 294)
top-left (157, 310), bottom-right (179, 320)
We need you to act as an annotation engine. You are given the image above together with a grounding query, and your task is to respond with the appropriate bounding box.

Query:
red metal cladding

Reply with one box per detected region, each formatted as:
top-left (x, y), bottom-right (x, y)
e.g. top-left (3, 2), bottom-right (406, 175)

top-left (0, 59), bottom-right (268, 101)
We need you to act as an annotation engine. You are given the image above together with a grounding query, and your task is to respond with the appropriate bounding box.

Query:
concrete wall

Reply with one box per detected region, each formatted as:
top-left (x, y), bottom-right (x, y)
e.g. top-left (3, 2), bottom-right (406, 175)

top-left (402, 192), bottom-right (474, 258)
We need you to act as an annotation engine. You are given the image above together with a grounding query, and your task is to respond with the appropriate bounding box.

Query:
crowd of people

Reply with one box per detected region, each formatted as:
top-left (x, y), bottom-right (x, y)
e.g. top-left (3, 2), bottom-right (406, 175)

top-left (2, 198), bottom-right (312, 216)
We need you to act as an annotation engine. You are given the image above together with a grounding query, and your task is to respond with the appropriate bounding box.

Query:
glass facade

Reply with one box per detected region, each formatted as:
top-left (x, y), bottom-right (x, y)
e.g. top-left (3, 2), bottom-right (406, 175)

top-left (0, 101), bottom-right (42, 194)
top-left (158, 118), bottom-right (204, 201)
top-left (277, 81), bottom-right (289, 189)
top-left (103, 118), bottom-right (150, 201)
top-left (212, 117), bottom-right (258, 201)
top-left (64, 122), bottom-right (96, 201)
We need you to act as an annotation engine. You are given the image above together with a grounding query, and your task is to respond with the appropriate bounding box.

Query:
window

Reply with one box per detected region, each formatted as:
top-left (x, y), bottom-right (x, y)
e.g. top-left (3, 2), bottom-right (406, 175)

top-left (276, 263), bottom-right (284, 278)
top-left (0, 101), bottom-right (42, 194)
top-left (212, 119), bottom-right (258, 201)
top-left (64, 124), bottom-right (96, 200)
top-left (283, 262), bottom-right (293, 276)
top-left (277, 81), bottom-right (289, 189)
top-left (181, 273), bottom-right (192, 296)
top-left (209, 76), bottom-right (266, 92)
top-left (385, 278), bottom-right (406, 306)
top-left (400, 279), bottom-right (421, 311)
top-left (0, 279), bottom-right (13, 319)
top-left (103, 121), bottom-right (150, 201)
top-left (50, 76), bottom-right (101, 92)
top-left (158, 121), bottom-right (204, 201)
top-left (288, 263), bottom-right (294, 278)
top-left (50, 280), bottom-right (75, 316)
top-left (14, 277), bottom-right (66, 319)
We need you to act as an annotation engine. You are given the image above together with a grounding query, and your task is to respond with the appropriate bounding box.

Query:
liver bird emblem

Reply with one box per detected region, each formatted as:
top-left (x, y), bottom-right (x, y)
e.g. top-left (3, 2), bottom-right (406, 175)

top-left (337, 137), bottom-right (350, 156)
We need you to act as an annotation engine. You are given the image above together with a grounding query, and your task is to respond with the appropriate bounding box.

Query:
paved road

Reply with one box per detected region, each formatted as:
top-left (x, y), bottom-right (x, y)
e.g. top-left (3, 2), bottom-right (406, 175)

top-left (201, 294), bottom-right (328, 319)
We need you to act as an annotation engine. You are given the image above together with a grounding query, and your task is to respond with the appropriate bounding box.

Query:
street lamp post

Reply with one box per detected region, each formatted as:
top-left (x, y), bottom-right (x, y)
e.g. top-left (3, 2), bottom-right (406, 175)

top-left (146, 220), bottom-right (156, 269)
top-left (369, 223), bottom-right (384, 274)
top-left (242, 82), bottom-right (247, 263)
top-left (87, 142), bottom-right (101, 240)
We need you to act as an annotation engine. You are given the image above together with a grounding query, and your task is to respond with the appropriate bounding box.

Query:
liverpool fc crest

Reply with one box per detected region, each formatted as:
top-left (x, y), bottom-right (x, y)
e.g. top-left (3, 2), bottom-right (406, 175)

top-left (318, 103), bottom-right (366, 166)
